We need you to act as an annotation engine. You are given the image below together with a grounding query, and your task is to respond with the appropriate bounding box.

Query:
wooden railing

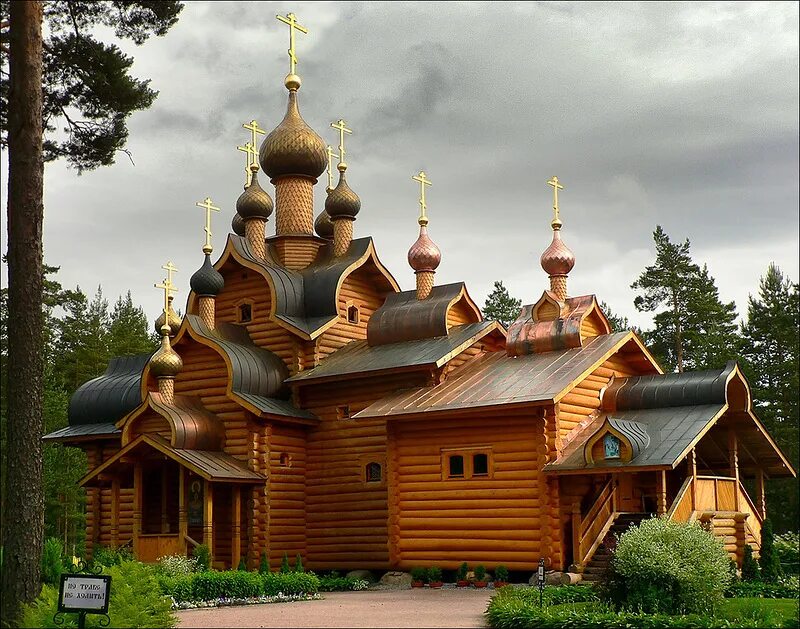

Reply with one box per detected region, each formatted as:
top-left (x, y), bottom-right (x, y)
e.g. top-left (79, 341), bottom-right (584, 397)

top-left (137, 534), bottom-right (184, 562)
top-left (737, 484), bottom-right (763, 546)
top-left (667, 476), bottom-right (695, 523)
top-left (572, 477), bottom-right (618, 570)
top-left (695, 476), bottom-right (737, 511)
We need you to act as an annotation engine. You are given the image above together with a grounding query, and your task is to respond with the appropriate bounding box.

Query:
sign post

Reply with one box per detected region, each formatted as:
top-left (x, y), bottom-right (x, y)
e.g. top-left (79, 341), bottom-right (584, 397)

top-left (537, 557), bottom-right (546, 608)
top-left (56, 572), bottom-right (111, 629)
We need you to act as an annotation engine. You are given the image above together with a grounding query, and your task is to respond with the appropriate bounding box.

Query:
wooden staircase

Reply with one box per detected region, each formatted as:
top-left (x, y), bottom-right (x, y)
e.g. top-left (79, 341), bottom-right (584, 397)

top-left (581, 512), bottom-right (651, 583)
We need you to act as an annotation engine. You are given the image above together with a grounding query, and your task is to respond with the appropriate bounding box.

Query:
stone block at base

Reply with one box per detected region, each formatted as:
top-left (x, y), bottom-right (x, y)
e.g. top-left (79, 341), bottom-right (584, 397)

top-left (533, 571), bottom-right (583, 586)
top-left (347, 569), bottom-right (377, 583)
top-left (379, 571), bottom-right (412, 587)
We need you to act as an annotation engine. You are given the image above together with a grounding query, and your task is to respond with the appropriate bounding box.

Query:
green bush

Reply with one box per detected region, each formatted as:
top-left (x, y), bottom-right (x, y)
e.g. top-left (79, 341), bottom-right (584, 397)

top-left (238, 557), bottom-right (247, 571)
top-left (280, 552), bottom-right (291, 574)
top-left (742, 545), bottom-right (761, 582)
top-left (158, 573), bottom-right (194, 603)
top-left (761, 520), bottom-right (784, 583)
top-left (318, 571), bottom-right (370, 592)
top-left (262, 571), bottom-right (319, 596)
top-left (457, 562), bottom-right (469, 581)
top-left (192, 544), bottom-right (211, 572)
top-left (191, 570), bottom-right (263, 600)
top-left (41, 537), bottom-right (64, 586)
top-left (774, 532), bottom-right (799, 575)
top-left (726, 577), bottom-right (800, 599)
top-left (156, 554), bottom-right (199, 577)
top-left (295, 553), bottom-right (304, 573)
top-left (475, 564), bottom-right (487, 581)
top-left (428, 566), bottom-right (443, 582)
top-left (93, 544), bottom-right (133, 568)
top-left (601, 516), bottom-right (732, 615)
top-left (494, 565), bottom-right (509, 582)
top-left (259, 550), bottom-right (269, 574)
top-left (23, 561), bottom-right (176, 628)
top-left (410, 566), bottom-right (427, 582)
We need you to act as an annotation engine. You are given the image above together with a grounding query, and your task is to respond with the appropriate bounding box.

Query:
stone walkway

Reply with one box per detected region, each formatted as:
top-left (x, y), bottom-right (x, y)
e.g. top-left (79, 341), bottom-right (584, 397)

top-left (176, 589), bottom-right (494, 628)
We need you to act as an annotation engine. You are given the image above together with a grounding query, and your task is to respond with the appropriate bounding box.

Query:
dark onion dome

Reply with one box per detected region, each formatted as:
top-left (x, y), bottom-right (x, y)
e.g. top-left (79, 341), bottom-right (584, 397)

top-left (259, 90), bottom-right (327, 181)
top-left (324, 169), bottom-right (361, 220)
top-left (540, 229), bottom-right (576, 276)
top-left (236, 170), bottom-right (273, 220)
top-left (407, 225), bottom-right (442, 273)
top-left (190, 253), bottom-right (225, 297)
top-left (231, 211), bottom-right (246, 236)
top-left (154, 296), bottom-right (181, 336)
top-left (314, 209), bottom-right (334, 239)
top-left (149, 334), bottom-right (183, 378)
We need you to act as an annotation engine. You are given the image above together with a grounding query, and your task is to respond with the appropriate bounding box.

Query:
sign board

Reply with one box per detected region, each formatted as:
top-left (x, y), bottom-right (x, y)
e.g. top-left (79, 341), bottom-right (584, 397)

top-left (58, 574), bottom-right (111, 614)
top-left (537, 558), bottom-right (546, 588)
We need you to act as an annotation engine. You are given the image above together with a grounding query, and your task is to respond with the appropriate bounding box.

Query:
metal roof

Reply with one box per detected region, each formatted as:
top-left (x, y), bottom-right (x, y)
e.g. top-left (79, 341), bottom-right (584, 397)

top-left (68, 354), bottom-right (151, 426)
top-left (43, 422), bottom-right (121, 442)
top-left (287, 321), bottom-right (498, 384)
top-left (355, 331), bottom-right (632, 418)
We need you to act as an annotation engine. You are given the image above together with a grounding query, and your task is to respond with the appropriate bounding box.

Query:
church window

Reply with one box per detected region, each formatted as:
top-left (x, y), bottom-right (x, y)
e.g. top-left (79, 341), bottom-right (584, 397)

top-left (238, 302), bottom-right (253, 323)
top-left (473, 453), bottom-right (489, 476)
top-left (604, 434), bottom-right (621, 459)
top-left (448, 455), bottom-right (465, 478)
top-left (347, 305), bottom-right (360, 324)
top-left (279, 452), bottom-right (292, 467)
top-left (365, 462), bottom-right (382, 482)
top-left (337, 405), bottom-right (351, 419)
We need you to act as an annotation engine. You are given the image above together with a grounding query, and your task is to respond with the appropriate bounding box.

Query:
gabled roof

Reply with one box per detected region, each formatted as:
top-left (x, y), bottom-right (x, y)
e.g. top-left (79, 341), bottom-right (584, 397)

top-left (355, 331), bottom-right (636, 419)
top-left (287, 321), bottom-right (501, 385)
top-left (67, 354), bottom-right (151, 426)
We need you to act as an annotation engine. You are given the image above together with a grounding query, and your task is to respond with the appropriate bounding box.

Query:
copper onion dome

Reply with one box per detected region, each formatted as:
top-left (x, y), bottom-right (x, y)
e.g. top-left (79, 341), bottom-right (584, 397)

top-left (324, 169), bottom-right (361, 219)
top-left (259, 90), bottom-right (327, 180)
top-left (149, 333), bottom-right (183, 378)
top-left (408, 225), bottom-right (442, 273)
top-left (231, 212), bottom-right (246, 236)
top-left (314, 209), bottom-right (334, 239)
top-left (190, 253), bottom-right (225, 297)
top-left (154, 296), bottom-right (181, 336)
top-left (540, 229), bottom-right (575, 277)
top-left (235, 170), bottom-right (274, 220)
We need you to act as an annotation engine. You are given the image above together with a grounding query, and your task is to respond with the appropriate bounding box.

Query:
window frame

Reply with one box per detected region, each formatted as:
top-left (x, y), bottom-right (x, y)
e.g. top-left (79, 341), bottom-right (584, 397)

top-left (235, 298), bottom-right (255, 324)
top-left (358, 454), bottom-right (386, 487)
top-left (441, 446), bottom-right (494, 480)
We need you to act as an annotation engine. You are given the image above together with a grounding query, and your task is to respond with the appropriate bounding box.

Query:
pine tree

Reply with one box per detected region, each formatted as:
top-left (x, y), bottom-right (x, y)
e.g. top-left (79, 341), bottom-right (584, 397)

top-left (740, 264), bottom-right (799, 532)
top-left (483, 281), bottom-right (522, 328)
top-left (259, 550), bottom-right (269, 574)
top-left (741, 544), bottom-right (760, 582)
top-left (295, 553), bottom-right (304, 573)
top-left (599, 301), bottom-right (630, 332)
top-left (280, 552), bottom-right (291, 574)
top-left (759, 519), bottom-right (783, 583)
top-left (109, 291), bottom-right (157, 357)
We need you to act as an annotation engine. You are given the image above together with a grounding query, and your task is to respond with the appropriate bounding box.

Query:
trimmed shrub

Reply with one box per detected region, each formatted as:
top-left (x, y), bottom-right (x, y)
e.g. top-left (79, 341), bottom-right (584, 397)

top-left (192, 570), bottom-right (262, 601)
top-left (428, 566), bottom-right (443, 583)
top-left (295, 553), bottom-right (304, 573)
top-left (742, 544), bottom-right (761, 582)
top-left (158, 573), bottom-right (195, 603)
top-left (474, 564), bottom-right (487, 581)
top-left (494, 565), bottom-right (509, 583)
top-left (262, 571), bottom-right (319, 596)
top-left (192, 544), bottom-right (211, 572)
top-left (318, 572), bottom-right (370, 592)
top-left (774, 532), bottom-right (799, 575)
top-left (601, 516), bottom-right (732, 615)
top-left (410, 566), bottom-right (427, 582)
top-left (457, 562), bottom-right (469, 581)
top-left (259, 550), bottom-right (269, 574)
top-left (280, 552), bottom-right (291, 574)
top-left (41, 537), bottom-right (64, 586)
top-left (760, 519), bottom-right (784, 583)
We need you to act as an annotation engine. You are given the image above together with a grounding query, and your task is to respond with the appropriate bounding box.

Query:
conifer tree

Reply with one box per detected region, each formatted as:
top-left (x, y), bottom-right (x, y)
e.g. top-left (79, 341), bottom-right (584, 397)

top-left (483, 281), bottom-right (522, 328)
top-left (109, 291), bottom-right (157, 357)
top-left (600, 300), bottom-right (630, 332)
top-left (759, 519), bottom-right (783, 583)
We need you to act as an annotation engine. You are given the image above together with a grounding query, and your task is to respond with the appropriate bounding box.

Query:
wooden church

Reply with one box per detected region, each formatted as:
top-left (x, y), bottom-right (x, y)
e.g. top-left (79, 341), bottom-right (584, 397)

top-left (44, 13), bottom-right (795, 578)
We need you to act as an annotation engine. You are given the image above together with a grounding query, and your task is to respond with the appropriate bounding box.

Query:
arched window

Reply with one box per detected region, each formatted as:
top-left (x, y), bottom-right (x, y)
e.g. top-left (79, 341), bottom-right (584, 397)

top-left (604, 434), bottom-right (621, 459)
top-left (279, 452), bottom-right (292, 467)
top-left (472, 453), bottom-right (489, 476)
top-left (365, 462), bottom-right (382, 483)
top-left (347, 305), bottom-right (360, 324)
top-left (238, 302), bottom-right (253, 323)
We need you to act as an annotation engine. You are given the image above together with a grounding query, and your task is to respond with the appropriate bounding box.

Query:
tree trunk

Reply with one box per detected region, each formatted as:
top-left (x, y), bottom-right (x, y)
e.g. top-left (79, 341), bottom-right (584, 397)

top-left (1, 1), bottom-right (45, 625)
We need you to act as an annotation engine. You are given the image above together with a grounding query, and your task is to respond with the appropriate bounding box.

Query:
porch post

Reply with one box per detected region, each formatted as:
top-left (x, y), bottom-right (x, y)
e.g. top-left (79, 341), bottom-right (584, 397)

top-left (178, 467), bottom-right (188, 555)
top-left (111, 478), bottom-right (120, 548)
top-left (755, 468), bottom-right (766, 519)
top-left (571, 501), bottom-right (581, 569)
top-left (232, 486), bottom-right (242, 570)
top-left (690, 448), bottom-right (698, 511)
top-left (656, 470), bottom-right (667, 515)
top-left (161, 467), bottom-right (169, 534)
top-left (729, 430), bottom-right (740, 511)
top-left (203, 480), bottom-right (214, 562)
top-left (133, 463), bottom-right (143, 558)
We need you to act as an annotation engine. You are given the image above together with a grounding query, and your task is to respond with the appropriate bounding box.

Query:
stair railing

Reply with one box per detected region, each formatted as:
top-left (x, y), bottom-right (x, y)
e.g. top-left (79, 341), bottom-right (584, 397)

top-left (572, 477), bottom-right (618, 571)
top-left (667, 476), bottom-right (695, 522)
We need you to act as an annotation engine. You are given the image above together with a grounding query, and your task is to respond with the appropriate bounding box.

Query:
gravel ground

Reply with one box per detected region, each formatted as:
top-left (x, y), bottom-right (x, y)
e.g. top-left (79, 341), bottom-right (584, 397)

top-left (176, 588), bottom-right (494, 628)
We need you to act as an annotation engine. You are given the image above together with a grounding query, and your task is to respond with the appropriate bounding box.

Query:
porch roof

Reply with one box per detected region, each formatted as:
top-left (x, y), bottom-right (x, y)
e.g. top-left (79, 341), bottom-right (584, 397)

top-left (80, 434), bottom-right (265, 487)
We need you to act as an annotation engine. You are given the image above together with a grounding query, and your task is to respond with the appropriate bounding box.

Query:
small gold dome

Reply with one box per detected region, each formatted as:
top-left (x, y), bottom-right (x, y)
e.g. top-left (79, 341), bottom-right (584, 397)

top-left (324, 170), bottom-right (361, 220)
top-left (154, 296), bottom-right (181, 336)
top-left (231, 212), bottom-right (246, 236)
top-left (149, 334), bottom-right (183, 378)
top-left (236, 170), bottom-right (274, 220)
top-left (540, 229), bottom-right (575, 277)
top-left (314, 209), bottom-right (334, 239)
top-left (408, 225), bottom-right (442, 273)
top-left (259, 90), bottom-right (327, 181)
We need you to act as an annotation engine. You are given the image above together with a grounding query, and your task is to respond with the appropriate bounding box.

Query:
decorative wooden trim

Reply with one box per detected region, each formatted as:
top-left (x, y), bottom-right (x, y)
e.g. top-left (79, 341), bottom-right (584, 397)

top-left (232, 486), bottom-right (242, 569)
top-left (203, 479), bottom-right (214, 560)
top-left (439, 446), bottom-right (494, 481)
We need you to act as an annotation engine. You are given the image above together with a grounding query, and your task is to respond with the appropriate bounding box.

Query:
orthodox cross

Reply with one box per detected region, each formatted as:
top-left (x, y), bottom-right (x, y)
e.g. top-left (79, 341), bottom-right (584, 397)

top-left (276, 12), bottom-right (308, 76)
top-left (154, 274), bottom-right (178, 331)
top-left (546, 176), bottom-right (564, 227)
top-left (161, 261), bottom-right (178, 290)
top-left (330, 119), bottom-right (352, 167)
top-left (195, 197), bottom-right (221, 254)
top-left (242, 119), bottom-right (265, 154)
top-left (325, 145), bottom-right (340, 191)
top-left (412, 171), bottom-right (432, 225)
top-left (236, 142), bottom-right (258, 185)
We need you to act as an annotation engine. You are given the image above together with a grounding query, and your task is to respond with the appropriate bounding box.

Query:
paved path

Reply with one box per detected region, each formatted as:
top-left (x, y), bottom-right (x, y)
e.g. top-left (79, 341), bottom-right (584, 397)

top-left (176, 589), bottom-right (493, 628)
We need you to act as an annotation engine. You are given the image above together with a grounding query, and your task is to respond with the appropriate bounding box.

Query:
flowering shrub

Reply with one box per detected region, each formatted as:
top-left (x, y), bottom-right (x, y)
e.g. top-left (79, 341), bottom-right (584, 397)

top-left (318, 572), bottom-right (370, 591)
top-left (601, 516), bottom-right (732, 615)
top-left (157, 554), bottom-right (200, 577)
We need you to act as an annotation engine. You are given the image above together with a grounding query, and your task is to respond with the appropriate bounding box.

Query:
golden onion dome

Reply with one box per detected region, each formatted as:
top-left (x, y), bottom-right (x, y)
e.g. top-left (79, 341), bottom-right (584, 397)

top-left (259, 90), bottom-right (327, 181)
top-left (231, 211), bottom-right (246, 236)
top-left (325, 168), bottom-right (361, 220)
top-left (236, 170), bottom-right (274, 220)
top-left (154, 296), bottom-right (181, 336)
top-left (149, 333), bottom-right (183, 378)
top-left (540, 229), bottom-right (575, 276)
top-left (408, 225), bottom-right (442, 273)
top-left (314, 209), bottom-right (334, 239)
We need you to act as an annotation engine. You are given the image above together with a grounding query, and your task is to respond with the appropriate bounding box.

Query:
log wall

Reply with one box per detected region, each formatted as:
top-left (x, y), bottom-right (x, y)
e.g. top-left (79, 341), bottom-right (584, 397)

top-left (268, 424), bottom-right (308, 567)
top-left (388, 408), bottom-right (549, 571)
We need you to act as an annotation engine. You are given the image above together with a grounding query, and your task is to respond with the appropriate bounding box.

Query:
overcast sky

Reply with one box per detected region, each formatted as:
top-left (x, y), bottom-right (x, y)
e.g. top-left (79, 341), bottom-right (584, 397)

top-left (2, 1), bottom-right (798, 331)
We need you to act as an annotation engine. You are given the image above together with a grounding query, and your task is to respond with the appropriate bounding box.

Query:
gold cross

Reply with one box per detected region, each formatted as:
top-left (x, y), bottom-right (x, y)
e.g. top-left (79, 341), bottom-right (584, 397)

top-left (242, 119), bottom-right (265, 151)
top-left (330, 119), bottom-right (352, 168)
top-left (412, 171), bottom-right (432, 225)
top-left (154, 275), bottom-right (178, 331)
top-left (236, 142), bottom-right (258, 184)
top-left (276, 12), bottom-right (308, 76)
top-left (325, 145), bottom-right (340, 191)
top-left (195, 197), bottom-right (221, 254)
top-left (546, 176), bottom-right (564, 227)
top-left (161, 261), bottom-right (178, 289)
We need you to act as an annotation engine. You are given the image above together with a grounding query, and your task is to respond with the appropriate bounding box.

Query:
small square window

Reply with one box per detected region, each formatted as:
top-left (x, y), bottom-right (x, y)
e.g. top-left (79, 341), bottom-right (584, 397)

top-left (279, 452), bottom-right (292, 468)
top-left (448, 455), bottom-right (464, 478)
top-left (336, 405), bottom-right (351, 420)
top-left (347, 305), bottom-right (359, 324)
top-left (365, 462), bottom-right (382, 483)
top-left (238, 303), bottom-right (252, 323)
top-left (473, 453), bottom-right (489, 476)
